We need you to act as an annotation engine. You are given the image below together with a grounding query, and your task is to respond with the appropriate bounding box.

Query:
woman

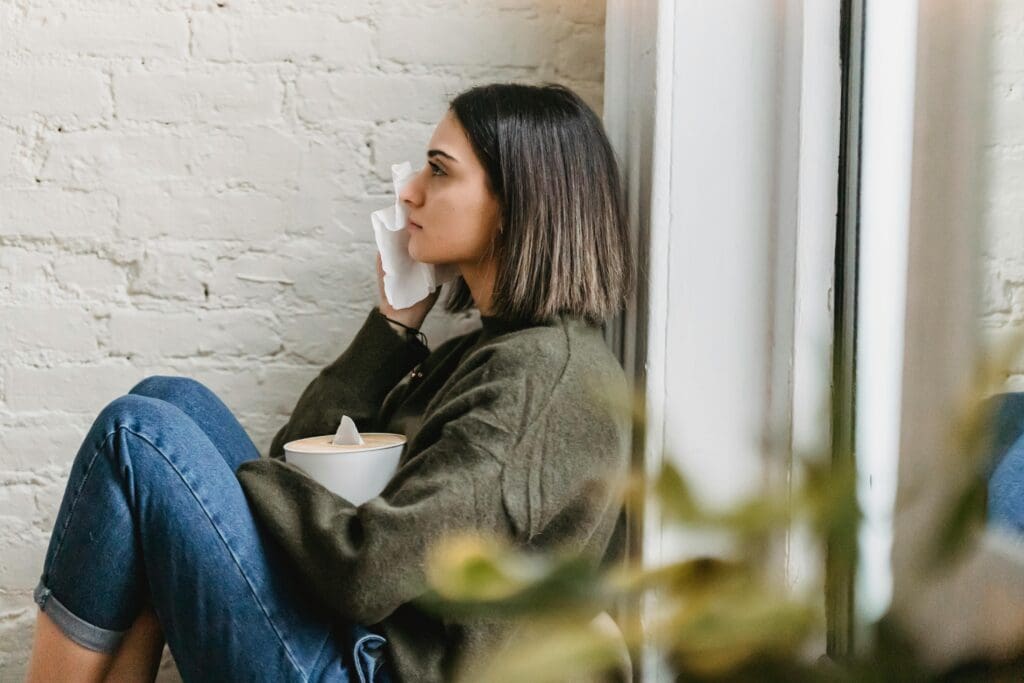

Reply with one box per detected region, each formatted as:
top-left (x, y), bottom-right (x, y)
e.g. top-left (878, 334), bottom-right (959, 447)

top-left (25, 82), bottom-right (635, 682)
top-left (985, 392), bottom-right (1024, 534)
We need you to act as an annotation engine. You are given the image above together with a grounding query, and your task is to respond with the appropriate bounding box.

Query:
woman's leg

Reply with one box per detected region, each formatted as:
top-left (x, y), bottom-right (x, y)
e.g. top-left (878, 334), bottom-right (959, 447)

top-left (28, 385), bottom-right (364, 682)
top-left (102, 603), bottom-right (166, 681)
top-left (986, 392), bottom-right (1024, 534)
top-left (26, 599), bottom-right (165, 683)
top-left (127, 375), bottom-right (262, 472)
top-left (27, 375), bottom-right (260, 682)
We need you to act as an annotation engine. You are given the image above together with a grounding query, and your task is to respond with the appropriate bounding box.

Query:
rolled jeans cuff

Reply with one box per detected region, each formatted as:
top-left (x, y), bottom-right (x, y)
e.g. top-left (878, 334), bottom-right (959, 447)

top-left (33, 579), bottom-right (126, 654)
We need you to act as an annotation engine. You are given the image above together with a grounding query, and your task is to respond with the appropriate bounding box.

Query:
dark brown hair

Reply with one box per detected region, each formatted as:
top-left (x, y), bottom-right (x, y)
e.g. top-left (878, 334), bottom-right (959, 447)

top-left (443, 82), bottom-right (635, 327)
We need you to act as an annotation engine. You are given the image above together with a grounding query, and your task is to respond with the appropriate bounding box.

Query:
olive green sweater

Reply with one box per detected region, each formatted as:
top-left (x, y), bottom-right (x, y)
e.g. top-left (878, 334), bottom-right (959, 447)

top-left (235, 306), bottom-right (630, 682)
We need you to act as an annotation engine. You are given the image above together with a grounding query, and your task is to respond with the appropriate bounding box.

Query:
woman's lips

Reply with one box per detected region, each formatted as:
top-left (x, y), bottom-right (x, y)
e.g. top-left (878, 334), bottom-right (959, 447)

top-left (407, 220), bottom-right (423, 230)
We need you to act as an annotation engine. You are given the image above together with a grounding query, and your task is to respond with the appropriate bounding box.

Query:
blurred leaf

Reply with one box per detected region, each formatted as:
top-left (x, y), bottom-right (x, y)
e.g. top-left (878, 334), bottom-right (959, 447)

top-left (606, 555), bottom-right (740, 597)
top-left (422, 533), bottom-right (540, 601)
top-left (654, 457), bottom-right (858, 542)
top-left (932, 326), bottom-right (1024, 564)
top-left (802, 456), bottom-right (860, 541)
top-left (653, 460), bottom-right (703, 521)
top-left (417, 532), bottom-right (609, 619)
top-left (455, 614), bottom-right (633, 683)
top-left (653, 460), bottom-right (789, 534)
top-left (582, 378), bottom-right (648, 433)
top-left (658, 583), bottom-right (818, 677)
top-left (409, 327), bottom-right (1024, 679)
top-left (931, 476), bottom-right (988, 566)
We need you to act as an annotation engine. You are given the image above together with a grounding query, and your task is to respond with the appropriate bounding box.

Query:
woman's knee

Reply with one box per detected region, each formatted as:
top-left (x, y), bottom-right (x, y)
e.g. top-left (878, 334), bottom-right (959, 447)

top-left (93, 394), bottom-right (185, 436)
top-left (88, 394), bottom-right (225, 480)
top-left (983, 392), bottom-right (1024, 470)
top-left (129, 375), bottom-right (211, 403)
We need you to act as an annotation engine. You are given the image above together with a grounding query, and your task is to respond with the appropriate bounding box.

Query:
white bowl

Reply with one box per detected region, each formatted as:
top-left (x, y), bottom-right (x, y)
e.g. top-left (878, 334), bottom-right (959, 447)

top-left (283, 433), bottom-right (405, 505)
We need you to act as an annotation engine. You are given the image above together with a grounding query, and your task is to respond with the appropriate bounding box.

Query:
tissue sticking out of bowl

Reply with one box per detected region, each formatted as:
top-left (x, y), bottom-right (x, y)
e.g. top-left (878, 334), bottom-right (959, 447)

top-left (333, 414), bottom-right (364, 446)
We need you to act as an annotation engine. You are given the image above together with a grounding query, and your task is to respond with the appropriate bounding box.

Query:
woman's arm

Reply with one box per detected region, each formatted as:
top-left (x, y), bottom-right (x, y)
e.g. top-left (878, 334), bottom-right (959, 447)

top-left (239, 406), bottom-right (518, 624)
top-left (243, 321), bottom-right (628, 628)
top-left (268, 253), bottom-right (442, 459)
top-left (266, 306), bottom-right (430, 459)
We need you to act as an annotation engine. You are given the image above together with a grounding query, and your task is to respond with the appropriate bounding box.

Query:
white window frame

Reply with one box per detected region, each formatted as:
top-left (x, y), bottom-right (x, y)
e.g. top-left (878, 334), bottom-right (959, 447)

top-left (604, 1), bottom-right (843, 679)
top-left (607, 0), bottom-right (1024, 677)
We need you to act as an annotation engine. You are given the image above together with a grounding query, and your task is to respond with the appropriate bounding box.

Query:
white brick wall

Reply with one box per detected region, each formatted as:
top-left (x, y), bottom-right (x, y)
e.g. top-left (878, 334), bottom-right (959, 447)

top-left (982, 1), bottom-right (1024, 391)
top-left (0, 0), bottom-right (604, 677)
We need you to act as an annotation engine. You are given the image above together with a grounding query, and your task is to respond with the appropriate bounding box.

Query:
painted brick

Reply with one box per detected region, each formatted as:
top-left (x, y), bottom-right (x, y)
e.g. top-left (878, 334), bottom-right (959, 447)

top-left (296, 74), bottom-right (456, 124)
top-left (0, 190), bottom-right (117, 238)
top-left (984, 209), bottom-right (1024, 262)
top-left (556, 27), bottom-right (605, 82)
top-left (114, 70), bottom-right (283, 124)
top-left (988, 76), bottom-right (1024, 144)
top-left (993, 30), bottom-right (1024, 73)
top-left (333, 194), bottom-right (395, 244)
top-left (9, 9), bottom-right (188, 58)
top-left (0, 485), bottom-right (37, 524)
top-left (5, 361), bottom-right (144, 412)
top-left (208, 241), bottom-right (377, 308)
top-left (559, 1), bottom-right (607, 24)
top-left (207, 251), bottom-right (298, 305)
top-left (0, 418), bottom-right (92, 470)
top-left (192, 13), bottom-right (374, 64)
top-left (108, 310), bottom-right (282, 358)
top-left (0, 534), bottom-right (47, 592)
top-left (52, 253), bottom-right (127, 298)
top-left (377, 15), bottom-right (560, 67)
top-left (42, 129), bottom-right (304, 188)
top-left (0, 67), bottom-right (109, 121)
top-left (981, 262), bottom-right (1014, 317)
top-left (370, 121), bottom-right (435, 182)
top-left (119, 192), bottom-right (290, 241)
top-left (40, 132), bottom-right (192, 186)
top-left (235, 412), bottom-right (283, 458)
top-left (287, 246), bottom-right (379, 306)
top-left (0, 1), bottom-right (608, 678)
top-left (127, 247), bottom-right (212, 302)
top-left (171, 364), bottom-right (324, 418)
top-left (986, 151), bottom-right (1024, 210)
top-left (294, 129), bottom-right (372, 200)
top-left (0, 248), bottom-right (50, 289)
top-left (0, 307), bottom-right (99, 355)
top-left (0, 614), bottom-right (41, 674)
top-left (0, 127), bottom-right (18, 178)
top-left (186, 128), bottom-right (304, 187)
top-left (276, 308), bottom-right (366, 365)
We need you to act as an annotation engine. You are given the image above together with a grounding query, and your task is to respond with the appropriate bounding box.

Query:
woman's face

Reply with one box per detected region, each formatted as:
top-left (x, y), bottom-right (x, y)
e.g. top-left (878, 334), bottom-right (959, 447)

top-left (399, 110), bottom-right (501, 268)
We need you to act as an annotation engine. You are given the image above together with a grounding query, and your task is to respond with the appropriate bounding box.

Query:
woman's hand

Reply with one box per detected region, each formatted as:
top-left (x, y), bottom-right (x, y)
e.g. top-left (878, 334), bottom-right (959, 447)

top-left (376, 252), bottom-right (441, 331)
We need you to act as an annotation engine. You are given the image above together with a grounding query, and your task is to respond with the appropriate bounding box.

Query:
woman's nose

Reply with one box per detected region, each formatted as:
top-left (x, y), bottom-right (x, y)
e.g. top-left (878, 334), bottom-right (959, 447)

top-left (399, 168), bottom-right (425, 208)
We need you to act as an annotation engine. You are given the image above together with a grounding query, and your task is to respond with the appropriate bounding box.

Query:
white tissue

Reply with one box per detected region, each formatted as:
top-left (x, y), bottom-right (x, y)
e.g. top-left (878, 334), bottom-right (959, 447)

top-left (372, 161), bottom-right (459, 310)
top-left (333, 414), bottom-right (364, 446)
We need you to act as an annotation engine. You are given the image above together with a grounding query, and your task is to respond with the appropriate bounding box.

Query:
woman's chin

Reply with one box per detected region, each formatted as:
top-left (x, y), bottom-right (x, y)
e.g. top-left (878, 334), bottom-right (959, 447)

top-left (408, 242), bottom-right (456, 268)
top-left (408, 245), bottom-right (440, 266)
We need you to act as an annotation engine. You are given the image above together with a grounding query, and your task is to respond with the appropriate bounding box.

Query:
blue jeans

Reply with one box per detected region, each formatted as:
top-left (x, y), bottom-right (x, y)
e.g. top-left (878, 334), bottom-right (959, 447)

top-left (33, 375), bottom-right (394, 682)
top-left (987, 392), bottom-right (1024, 535)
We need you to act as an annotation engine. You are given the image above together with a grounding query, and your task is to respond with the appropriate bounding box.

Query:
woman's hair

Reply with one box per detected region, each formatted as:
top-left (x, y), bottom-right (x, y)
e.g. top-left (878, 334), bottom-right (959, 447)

top-left (443, 82), bottom-right (635, 327)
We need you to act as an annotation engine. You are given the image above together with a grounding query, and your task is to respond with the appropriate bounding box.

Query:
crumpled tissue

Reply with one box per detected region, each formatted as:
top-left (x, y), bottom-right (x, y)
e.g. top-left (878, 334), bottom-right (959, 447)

top-left (371, 161), bottom-right (459, 310)
top-left (333, 414), bottom-right (364, 446)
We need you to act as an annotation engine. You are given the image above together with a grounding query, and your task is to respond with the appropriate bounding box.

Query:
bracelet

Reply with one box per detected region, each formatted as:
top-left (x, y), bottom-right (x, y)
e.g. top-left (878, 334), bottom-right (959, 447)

top-left (383, 314), bottom-right (428, 347)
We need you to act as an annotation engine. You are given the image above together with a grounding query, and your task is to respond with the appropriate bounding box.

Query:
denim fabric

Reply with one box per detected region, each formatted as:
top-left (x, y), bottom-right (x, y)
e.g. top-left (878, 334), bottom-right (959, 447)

top-left (986, 392), bottom-right (1024, 536)
top-left (33, 375), bottom-right (394, 683)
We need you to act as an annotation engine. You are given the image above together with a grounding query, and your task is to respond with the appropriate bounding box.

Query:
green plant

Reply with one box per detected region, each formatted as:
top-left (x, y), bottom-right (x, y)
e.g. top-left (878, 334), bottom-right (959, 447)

top-left (413, 326), bottom-right (1024, 682)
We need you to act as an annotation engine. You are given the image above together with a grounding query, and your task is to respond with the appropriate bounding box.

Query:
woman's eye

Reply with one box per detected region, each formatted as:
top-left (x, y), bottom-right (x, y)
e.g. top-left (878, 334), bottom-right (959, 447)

top-left (428, 162), bottom-right (445, 177)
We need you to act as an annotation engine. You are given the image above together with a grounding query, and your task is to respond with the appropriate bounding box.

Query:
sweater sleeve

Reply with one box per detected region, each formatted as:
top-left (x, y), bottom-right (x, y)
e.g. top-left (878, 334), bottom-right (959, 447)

top-left (235, 405), bottom-right (514, 625)
top-left (266, 306), bottom-right (430, 459)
